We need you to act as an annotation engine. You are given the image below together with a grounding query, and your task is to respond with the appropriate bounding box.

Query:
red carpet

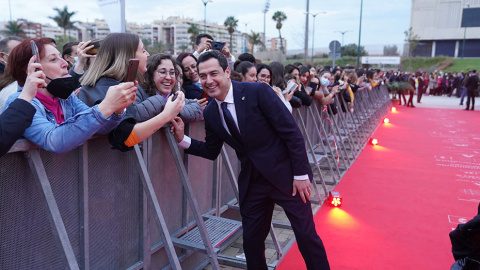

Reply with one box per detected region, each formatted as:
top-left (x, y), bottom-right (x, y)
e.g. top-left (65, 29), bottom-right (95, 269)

top-left (278, 107), bottom-right (480, 270)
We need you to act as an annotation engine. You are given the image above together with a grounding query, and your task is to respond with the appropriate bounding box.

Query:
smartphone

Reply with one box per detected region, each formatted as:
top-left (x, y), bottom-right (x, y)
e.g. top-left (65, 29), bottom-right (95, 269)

top-left (125, 59), bottom-right (140, 82)
top-left (171, 86), bottom-right (178, 101)
top-left (30, 40), bottom-right (40, 70)
top-left (308, 81), bottom-right (318, 91)
top-left (86, 39), bottom-right (101, 55)
top-left (210, 41), bottom-right (224, 51)
top-left (283, 80), bottom-right (298, 94)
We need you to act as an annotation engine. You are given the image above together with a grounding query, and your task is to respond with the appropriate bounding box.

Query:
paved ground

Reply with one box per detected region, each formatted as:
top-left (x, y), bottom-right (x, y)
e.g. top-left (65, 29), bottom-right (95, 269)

top-left (205, 93), bottom-right (476, 270)
top-left (395, 94), bottom-right (474, 110)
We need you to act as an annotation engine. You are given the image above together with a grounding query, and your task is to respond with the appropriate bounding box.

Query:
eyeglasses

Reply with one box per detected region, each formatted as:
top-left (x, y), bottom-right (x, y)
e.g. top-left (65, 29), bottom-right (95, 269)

top-left (157, 70), bottom-right (176, 78)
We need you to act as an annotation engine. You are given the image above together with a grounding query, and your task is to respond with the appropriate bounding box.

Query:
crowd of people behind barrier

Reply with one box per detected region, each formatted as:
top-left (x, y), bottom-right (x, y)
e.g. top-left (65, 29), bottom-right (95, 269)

top-left (1, 32), bottom-right (395, 158)
top-left (385, 69), bottom-right (479, 110)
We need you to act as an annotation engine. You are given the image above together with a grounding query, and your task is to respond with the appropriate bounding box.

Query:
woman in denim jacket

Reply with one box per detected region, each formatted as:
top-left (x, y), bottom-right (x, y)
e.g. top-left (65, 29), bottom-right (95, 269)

top-left (4, 38), bottom-right (136, 154)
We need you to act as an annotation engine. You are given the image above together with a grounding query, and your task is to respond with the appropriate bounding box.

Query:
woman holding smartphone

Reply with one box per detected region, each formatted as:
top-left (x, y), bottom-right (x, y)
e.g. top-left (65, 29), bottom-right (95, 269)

top-left (79, 33), bottom-right (185, 151)
top-left (4, 38), bottom-right (135, 154)
top-left (269, 62), bottom-right (296, 111)
top-left (141, 53), bottom-right (206, 119)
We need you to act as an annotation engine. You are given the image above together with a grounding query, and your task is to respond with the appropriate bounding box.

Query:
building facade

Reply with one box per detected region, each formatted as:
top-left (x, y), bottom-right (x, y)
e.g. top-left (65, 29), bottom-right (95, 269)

top-left (410, 0), bottom-right (480, 58)
top-left (152, 16), bottom-right (243, 56)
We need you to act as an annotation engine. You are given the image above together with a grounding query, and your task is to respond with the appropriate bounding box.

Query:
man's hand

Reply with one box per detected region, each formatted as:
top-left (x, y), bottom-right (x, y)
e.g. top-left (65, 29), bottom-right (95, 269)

top-left (194, 98), bottom-right (208, 109)
top-left (292, 180), bottom-right (311, 203)
top-left (196, 38), bottom-right (212, 54)
top-left (221, 43), bottom-right (231, 58)
top-left (170, 117), bottom-right (185, 142)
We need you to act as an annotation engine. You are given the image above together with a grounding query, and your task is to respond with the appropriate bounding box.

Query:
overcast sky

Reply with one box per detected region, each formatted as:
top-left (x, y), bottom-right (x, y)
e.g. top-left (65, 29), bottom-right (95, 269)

top-left (4, 0), bottom-right (412, 51)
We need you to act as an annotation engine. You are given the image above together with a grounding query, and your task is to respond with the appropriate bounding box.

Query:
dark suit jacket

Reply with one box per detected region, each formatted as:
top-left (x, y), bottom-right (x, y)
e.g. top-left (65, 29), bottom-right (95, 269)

top-left (0, 99), bottom-right (36, 157)
top-left (186, 81), bottom-right (313, 204)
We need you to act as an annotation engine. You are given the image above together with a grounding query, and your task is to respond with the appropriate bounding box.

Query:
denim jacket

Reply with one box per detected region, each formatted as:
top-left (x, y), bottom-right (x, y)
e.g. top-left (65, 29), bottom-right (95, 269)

top-left (4, 92), bottom-right (122, 154)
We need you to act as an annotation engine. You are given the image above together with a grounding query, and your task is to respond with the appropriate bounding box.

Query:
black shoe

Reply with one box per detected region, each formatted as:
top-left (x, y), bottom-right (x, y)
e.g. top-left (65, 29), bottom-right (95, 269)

top-left (460, 103), bottom-right (463, 105)
top-left (472, 108), bottom-right (475, 110)
top-left (465, 108), bottom-right (470, 110)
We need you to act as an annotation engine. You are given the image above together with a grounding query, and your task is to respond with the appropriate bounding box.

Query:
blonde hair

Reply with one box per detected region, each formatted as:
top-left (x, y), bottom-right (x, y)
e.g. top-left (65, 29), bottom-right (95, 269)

top-left (80, 33), bottom-right (140, 87)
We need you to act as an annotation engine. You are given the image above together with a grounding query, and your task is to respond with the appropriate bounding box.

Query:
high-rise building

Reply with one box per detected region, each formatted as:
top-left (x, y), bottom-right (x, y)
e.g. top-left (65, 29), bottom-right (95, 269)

top-left (410, 0), bottom-right (480, 58)
top-left (152, 16), bottom-right (243, 56)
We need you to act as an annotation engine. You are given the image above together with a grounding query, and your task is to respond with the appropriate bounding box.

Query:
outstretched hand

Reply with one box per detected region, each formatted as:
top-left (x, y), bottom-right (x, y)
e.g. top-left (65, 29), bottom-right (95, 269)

top-left (292, 180), bottom-right (311, 203)
top-left (170, 116), bottom-right (185, 142)
top-left (98, 81), bottom-right (137, 118)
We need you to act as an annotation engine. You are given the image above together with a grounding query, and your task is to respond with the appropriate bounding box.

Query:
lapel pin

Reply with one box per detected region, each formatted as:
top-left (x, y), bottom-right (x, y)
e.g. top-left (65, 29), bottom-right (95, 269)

top-left (242, 96), bottom-right (245, 100)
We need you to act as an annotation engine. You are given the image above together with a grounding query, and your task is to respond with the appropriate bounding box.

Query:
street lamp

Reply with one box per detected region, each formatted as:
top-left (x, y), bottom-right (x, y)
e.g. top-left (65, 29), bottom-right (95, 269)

top-left (335, 30), bottom-right (352, 47)
top-left (356, 0), bottom-right (363, 68)
top-left (308, 12), bottom-right (326, 63)
top-left (202, 0), bottom-right (212, 33)
top-left (304, 0), bottom-right (310, 63)
top-left (262, 0), bottom-right (270, 50)
top-left (243, 22), bottom-right (249, 53)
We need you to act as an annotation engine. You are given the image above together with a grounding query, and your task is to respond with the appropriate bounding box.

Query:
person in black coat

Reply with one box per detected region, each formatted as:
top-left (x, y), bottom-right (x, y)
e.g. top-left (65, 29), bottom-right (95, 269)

top-left (464, 70), bottom-right (479, 110)
top-left (0, 55), bottom-right (40, 157)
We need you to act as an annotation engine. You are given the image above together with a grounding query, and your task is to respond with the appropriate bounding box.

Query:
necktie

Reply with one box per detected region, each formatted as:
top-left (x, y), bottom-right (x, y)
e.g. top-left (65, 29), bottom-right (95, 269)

top-left (221, 102), bottom-right (242, 144)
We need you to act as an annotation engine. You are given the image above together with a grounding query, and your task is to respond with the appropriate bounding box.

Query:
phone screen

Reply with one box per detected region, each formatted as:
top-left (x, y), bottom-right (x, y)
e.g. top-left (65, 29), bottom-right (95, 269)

top-left (285, 80), bottom-right (298, 94)
top-left (125, 59), bottom-right (140, 82)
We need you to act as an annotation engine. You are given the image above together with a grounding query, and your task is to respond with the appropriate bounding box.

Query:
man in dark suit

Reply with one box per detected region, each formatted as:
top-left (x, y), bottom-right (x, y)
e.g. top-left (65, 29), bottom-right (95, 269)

top-left (465, 70), bottom-right (478, 110)
top-left (171, 50), bottom-right (329, 270)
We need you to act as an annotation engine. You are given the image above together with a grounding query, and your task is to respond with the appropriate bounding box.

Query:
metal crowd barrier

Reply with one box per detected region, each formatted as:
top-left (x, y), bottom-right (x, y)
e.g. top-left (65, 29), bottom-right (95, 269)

top-left (0, 85), bottom-right (391, 269)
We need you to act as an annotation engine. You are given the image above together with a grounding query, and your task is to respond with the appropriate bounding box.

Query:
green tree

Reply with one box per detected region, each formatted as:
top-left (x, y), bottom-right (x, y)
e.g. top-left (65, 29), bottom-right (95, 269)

top-left (142, 38), bottom-right (152, 48)
top-left (383, 45), bottom-right (399, 56)
top-left (404, 27), bottom-right (420, 57)
top-left (1, 21), bottom-right (25, 37)
top-left (56, 35), bottom-right (78, 48)
top-left (341, 43), bottom-right (368, 57)
top-left (224, 16), bottom-right (238, 51)
top-left (187, 24), bottom-right (200, 50)
top-left (272, 11), bottom-right (287, 54)
top-left (404, 27), bottom-right (420, 71)
top-left (179, 43), bottom-right (189, 53)
top-left (49, 6), bottom-right (77, 39)
top-left (247, 31), bottom-right (264, 54)
top-left (146, 41), bottom-right (167, 55)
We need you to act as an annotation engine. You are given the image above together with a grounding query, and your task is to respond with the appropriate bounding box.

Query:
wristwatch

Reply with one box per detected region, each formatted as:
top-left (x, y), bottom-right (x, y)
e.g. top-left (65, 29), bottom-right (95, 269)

top-left (113, 108), bottom-right (126, 117)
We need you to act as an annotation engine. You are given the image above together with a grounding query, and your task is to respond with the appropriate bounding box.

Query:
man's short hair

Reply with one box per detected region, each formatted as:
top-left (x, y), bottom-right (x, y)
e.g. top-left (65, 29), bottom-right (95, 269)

top-left (238, 53), bottom-right (256, 63)
top-left (197, 50), bottom-right (228, 71)
top-left (473, 70), bottom-right (477, 74)
top-left (195, 33), bottom-right (214, 45)
top-left (0, 36), bottom-right (23, 53)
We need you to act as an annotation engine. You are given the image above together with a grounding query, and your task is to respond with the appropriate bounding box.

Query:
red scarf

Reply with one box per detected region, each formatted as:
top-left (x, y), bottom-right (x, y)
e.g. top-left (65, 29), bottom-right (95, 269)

top-left (35, 91), bottom-right (64, 124)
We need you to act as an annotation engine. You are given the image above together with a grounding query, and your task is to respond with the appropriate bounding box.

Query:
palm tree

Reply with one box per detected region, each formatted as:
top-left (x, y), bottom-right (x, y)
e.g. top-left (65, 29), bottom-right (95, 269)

top-left (1, 21), bottom-right (25, 37)
top-left (272, 11), bottom-right (287, 54)
top-left (187, 24), bottom-right (200, 50)
top-left (49, 6), bottom-right (77, 38)
top-left (247, 31), bottom-right (264, 54)
top-left (224, 16), bottom-right (238, 51)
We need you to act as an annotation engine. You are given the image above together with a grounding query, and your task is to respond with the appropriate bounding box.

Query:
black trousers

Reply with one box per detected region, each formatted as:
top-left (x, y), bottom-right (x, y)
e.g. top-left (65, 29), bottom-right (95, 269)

top-left (240, 171), bottom-right (330, 270)
top-left (466, 90), bottom-right (476, 109)
top-left (407, 91), bottom-right (414, 106)
top-left (417, 88), bottom-right (424, 103)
